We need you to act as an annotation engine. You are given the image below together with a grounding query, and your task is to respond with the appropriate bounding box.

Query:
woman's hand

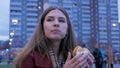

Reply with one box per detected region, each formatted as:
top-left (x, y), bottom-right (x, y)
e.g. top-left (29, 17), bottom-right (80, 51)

top-left (84, 48), bottom-right (95, 67)
top-left (63, 51), bottom-right (94, 68)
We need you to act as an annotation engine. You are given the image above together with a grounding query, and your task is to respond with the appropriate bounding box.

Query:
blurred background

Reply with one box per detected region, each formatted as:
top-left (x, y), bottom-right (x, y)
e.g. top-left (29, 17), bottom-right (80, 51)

top-left (0, 0), bottom-right (120, 68)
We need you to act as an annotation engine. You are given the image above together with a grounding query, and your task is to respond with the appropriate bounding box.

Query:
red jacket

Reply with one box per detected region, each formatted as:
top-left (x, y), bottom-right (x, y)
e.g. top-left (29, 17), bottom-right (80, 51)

top-left (21, 51), bottom-right (53, 68)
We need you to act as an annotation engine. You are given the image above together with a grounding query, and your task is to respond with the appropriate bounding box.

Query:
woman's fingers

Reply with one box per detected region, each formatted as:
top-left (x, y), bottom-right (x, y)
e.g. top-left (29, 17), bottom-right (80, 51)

top-left (86, 63), bottom-right (90, 68)
top-left (72, 53), bottom-right (84, 67)
top-left (63, 52), bottom-right (73, 68)
top-left (83, 48), bottom-right (94, 64)
top-left (64, 50), bottom-right (94, 68)
top-left (89, 53), bottom-right (95, 61)
top-left (66, 52), bottom-right (71, 62)
top-left (87, 53), bottom-right (95, 65)
top-left (75, 58), bottom-right (87, 68)
top-left (70, 53), bottom-right (83, 64)
top-left (72, 52), bottom-right (88, 68)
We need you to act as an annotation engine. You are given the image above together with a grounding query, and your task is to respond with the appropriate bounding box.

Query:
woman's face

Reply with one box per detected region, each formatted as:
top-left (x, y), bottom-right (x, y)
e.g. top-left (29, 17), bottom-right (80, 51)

top-left (43, 9), bottom-right (68, 41)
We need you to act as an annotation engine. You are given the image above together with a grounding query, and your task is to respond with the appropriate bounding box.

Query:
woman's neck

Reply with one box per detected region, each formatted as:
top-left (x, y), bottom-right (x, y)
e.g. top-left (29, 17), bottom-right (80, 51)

top-left (51, 40), bottom-right (61, 55)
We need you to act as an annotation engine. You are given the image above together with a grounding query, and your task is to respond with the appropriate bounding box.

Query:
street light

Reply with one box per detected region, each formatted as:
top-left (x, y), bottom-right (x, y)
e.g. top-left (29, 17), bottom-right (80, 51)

top-left (10, 32), bottom-right (14, 37)
top-left (9, 19), bottom-right (18, 63)
top-left (112, 23), bottom-right (117, 27)
top-left (9, 38), bottom-right (13, 42)
top-left (10, 19), bottom-right (18, 48)
top-left (12, 19), bottom-right (18, 25)
top-left (9, 42), bottom-right (12, 46)
top-left (38, 6), bottom-right (41, 9)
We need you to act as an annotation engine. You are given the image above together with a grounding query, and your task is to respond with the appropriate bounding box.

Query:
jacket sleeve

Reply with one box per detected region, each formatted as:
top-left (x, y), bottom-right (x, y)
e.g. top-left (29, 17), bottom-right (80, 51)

top-left (21, 54), bottom-right (35, 68)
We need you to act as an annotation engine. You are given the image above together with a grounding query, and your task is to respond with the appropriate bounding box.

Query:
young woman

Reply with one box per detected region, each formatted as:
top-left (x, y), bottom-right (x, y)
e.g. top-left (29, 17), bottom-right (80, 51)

top-left (14, 6), bottom-right (94, 68)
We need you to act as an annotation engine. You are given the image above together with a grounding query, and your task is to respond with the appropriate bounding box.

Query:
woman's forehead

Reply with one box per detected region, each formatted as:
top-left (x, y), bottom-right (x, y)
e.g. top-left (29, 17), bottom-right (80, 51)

top-left (46, 9), bottom-right (66, 18)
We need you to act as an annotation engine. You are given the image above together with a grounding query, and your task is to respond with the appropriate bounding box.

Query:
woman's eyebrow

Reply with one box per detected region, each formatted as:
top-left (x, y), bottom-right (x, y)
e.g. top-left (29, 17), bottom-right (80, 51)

top-left (47, 16), bottom-right (65, 20)
top-left (59, 17), bottom-right (65, 19)
top-left (47, 16), bottom-right (54, 18)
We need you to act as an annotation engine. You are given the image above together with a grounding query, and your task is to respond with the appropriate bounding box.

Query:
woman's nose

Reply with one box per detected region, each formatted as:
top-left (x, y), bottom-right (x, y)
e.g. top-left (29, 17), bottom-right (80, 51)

top-left (53, 20), bottom-right (59, 27)
top-left (53, 23), bottom-right (59, 27)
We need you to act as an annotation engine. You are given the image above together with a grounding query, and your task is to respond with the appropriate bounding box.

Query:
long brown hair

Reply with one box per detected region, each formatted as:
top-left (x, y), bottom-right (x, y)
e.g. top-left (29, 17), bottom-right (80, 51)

top-left (14, 6), bottom-right (77, 68)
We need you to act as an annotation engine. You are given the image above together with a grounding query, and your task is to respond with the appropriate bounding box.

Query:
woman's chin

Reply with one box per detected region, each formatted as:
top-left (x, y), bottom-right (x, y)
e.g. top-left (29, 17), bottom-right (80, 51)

top-left (50, 36), bottom-right (64, 40)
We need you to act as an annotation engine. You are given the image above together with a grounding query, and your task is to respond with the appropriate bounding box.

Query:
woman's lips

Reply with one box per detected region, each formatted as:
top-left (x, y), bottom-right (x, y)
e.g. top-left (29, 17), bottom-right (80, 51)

top-left (51, 29), bottom-right (60, 32)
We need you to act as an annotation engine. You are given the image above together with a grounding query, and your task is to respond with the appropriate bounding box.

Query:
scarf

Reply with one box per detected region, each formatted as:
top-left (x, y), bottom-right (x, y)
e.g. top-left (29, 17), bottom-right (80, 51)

top-left (49, 49), bottom-right (64, 68)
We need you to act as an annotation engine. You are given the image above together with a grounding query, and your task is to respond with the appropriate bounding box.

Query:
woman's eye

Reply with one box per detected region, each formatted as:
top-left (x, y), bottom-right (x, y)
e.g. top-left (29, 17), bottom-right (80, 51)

top-left (47, 18), bottom-right (53, 21)
top-left (59, 19), bottom-right (65, 23)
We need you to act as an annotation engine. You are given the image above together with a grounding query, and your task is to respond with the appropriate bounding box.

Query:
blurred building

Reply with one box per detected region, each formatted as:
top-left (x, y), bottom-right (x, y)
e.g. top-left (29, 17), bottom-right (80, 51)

top-left (42, 0), bottom-right (120, 51)
top-left (9, 0), bottom-right (43, 47)
top-left (9, 0), bottom-right (120, 51)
